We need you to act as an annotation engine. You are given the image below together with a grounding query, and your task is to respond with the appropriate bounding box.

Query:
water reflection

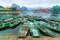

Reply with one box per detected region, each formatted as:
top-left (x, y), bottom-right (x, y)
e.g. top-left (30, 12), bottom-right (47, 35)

top-left (20, 11), bottom-right (52, 18)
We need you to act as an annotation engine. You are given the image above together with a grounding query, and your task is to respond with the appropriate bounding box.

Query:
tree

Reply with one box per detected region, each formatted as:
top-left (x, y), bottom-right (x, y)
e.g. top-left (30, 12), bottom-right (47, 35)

top-left (0, 6), bottom-right (4, 10)
top-left (51, 5), bottom-right (60, 16)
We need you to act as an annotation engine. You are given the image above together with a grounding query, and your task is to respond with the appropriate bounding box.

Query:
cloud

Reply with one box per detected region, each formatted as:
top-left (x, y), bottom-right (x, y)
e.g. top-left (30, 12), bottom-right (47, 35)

top-left (0, 0), bottom-right (60, 8)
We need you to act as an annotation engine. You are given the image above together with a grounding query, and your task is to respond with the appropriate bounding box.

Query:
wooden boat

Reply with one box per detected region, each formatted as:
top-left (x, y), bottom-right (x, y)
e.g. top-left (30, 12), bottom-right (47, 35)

top-left (18, 23), bottom-right (28, 37)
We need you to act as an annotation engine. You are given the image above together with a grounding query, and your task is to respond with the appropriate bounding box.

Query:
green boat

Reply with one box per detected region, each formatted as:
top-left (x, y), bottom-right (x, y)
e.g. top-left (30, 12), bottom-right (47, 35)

top-left (47, 16), bottom-right (60, 22)
top-left (38, 21), bottom-right (60, 37)
top-left (28, 16), bottom-right (46, 22)
top-left (0, 15), bottom-right (21, 28)
top-left (18, 22), bottom-right (28, 37)
top-left (0, 22), bottom-right (10, 28)
top-left (47, 22), bottom-right (60, 32)
top-left (28, 21), bottom-right (40, 37)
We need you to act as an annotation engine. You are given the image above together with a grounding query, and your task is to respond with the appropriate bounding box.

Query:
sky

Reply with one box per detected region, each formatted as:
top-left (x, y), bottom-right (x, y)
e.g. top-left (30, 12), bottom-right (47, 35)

top-left (0, 0), bottom-right (60, 8)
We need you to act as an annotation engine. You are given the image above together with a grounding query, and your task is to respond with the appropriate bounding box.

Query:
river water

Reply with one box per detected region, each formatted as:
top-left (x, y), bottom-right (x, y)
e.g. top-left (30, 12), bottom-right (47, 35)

top-left (20, 11), bottom-right (52, 18)
top-left (0, 12), bottom-right (59, 35)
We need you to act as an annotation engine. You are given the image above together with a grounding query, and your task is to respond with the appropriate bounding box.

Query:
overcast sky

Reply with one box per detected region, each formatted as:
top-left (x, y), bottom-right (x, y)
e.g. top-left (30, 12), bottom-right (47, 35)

top-left (0, 0), bottom-right (60, 8)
